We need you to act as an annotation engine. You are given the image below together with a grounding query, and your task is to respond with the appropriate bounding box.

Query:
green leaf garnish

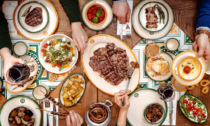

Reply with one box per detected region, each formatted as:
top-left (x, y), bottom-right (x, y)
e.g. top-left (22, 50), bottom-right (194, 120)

top-left (96, 9), bottom-right (102, 17)
top-left (93, 17), bottom-right (98, 23)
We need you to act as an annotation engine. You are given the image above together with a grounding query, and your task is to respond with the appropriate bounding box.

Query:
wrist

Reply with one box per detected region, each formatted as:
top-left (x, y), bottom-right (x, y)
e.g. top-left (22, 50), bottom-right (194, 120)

top-left (196, 29), bottom-right (210, 39)
top-left (119, 109), bottom-right (128, 115)
top-left (71, 22), bottom-right (82, 29)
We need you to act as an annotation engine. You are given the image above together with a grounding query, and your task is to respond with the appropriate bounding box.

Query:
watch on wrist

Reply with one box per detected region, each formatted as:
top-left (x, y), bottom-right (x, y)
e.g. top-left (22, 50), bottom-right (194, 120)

top-left (195, 29), bottom-right (210, 38)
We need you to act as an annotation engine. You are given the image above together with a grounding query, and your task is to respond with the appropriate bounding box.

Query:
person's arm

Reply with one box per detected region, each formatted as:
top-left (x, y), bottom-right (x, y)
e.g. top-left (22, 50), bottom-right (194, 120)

top-left (59, 0), bottom-right (88, 54)
top-left (114, 90), bottom-right (131, 126)
top-left (0, 9), bottom-right (12, 51)
top-left (193, 0), bottom-right (210, 62)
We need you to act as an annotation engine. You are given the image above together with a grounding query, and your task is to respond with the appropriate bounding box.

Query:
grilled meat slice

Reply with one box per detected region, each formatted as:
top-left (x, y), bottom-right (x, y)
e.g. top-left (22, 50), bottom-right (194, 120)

top-left (25, 7), bottom-right (43, 27)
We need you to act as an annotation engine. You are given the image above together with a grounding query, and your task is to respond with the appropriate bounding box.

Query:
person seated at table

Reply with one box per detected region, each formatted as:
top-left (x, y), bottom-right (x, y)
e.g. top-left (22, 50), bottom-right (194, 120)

top-left (0, 1), bottom-right (25, 83)
top-left (59, 0), bottom-right (88, 54)
top-left (193, 0), bottom-right (210, 62)
top-left (114, 90), bottom-right (131, 126)
top-left (112, 0), bottom-right (131, 24)
top-left (66, 110), bottom-right (83, 126)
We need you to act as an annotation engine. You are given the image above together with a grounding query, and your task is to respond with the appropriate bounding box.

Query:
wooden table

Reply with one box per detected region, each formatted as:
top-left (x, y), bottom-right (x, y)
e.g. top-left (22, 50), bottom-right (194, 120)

top-left (1, 0), bottom-right (210, 126)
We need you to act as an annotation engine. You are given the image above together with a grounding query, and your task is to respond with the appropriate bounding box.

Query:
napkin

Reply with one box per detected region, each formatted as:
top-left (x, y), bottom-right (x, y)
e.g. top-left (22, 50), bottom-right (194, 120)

top-left (43, 98), bottom-right (59, 126)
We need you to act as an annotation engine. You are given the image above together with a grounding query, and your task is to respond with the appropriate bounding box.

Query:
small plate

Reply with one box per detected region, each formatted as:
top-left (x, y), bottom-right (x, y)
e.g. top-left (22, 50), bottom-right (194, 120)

top-left (0, 95), bottom-right (42, 126)
top-left (59, 73), bottom-right (86, 107)
top-left (38, 34), bottom-right (78, 74)
top-left (146, 52), bottom-right (173, 81)
top-left (171, 50), bottom-right (206, 86)
top-left (127, 88), bottom-right (167, 126)
top-left (132, 0), bottom-right (174, 39)
top-left (138, 1), bottom-right (169, 33)
top-left (17, 1), bottom-right (49, 33)
top-left (179, 94), bottom-right (208, 124)
top-left (13, 0), bottom-right (58, 41)
top-left (5, 60), bottom-right (38, 93)
top-left (81, 0), bottom-right (113, 31)
top-left (82, 34), bottom-right (140, 95)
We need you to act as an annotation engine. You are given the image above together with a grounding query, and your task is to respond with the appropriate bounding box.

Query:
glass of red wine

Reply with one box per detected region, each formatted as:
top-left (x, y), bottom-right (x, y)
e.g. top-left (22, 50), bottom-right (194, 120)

top-left (6, 64), bottom-right (30, 84)
top-left (157, 83), bottom-right (175, 102)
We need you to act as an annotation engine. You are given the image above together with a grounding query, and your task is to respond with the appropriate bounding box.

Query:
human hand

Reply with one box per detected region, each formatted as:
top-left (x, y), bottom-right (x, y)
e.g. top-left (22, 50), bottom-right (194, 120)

top-left (0, 48), bottom-right (25, 84)
top-left (192, 33), bottom-right (210, 62)
top-left (71, 22), bottom-right (88, 54)
top-left (114, 90), bottom-right (131, 112)
top-left (66, 111), bottom-right (83, 126)
top-left (112, 1), bottom-right (131, 24)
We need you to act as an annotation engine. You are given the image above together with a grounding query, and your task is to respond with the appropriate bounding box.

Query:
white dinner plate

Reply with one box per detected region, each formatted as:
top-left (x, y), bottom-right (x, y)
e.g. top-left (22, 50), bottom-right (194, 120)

top-left (81, 0), bottom-right (113, 31)
top-left (38, 34), bottom-right (78, 74)
top-left (132, 0), bottom-right (174, 39)
top-left (0, 95), bottom-right (42, 126)
top-left (171, 50), bottom-right (206, 86)
top-left (6, 59), bottom-right (38, 93)
top-left (138, 1), bottom-right (169, 33)
top-left (127, 88), bottom-right (167, 126)
top-left (13, 0), bottom-right (58, 41)
top-left (146, 52), bottom-right (173, 81)
top-left (17, 1), bottom-right (49, 33)
top-left (82, 34), bottom-right (140, 95)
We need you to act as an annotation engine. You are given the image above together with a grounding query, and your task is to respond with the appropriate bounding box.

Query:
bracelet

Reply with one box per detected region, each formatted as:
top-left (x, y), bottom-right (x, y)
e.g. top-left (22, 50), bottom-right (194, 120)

top-left (195, 29), bottom-right (210, 38)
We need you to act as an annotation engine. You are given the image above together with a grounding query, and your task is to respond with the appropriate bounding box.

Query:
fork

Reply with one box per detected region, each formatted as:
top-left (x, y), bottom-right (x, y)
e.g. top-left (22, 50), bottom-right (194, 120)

top-left (45, 100), bottom-right (50, 126)
top-left (125, 22), bottom-right (131, 36)
top-left (121, 67), bottom-right (135, 106)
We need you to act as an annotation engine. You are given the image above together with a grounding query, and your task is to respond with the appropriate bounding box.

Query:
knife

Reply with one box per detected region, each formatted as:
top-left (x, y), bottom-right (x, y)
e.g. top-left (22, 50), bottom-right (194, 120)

top-left (120, 23), bottom-right (123, 41)
top-left (53, 100), bottom-right (57, 126)
top-left (169, 100), bottom-right (173, 126)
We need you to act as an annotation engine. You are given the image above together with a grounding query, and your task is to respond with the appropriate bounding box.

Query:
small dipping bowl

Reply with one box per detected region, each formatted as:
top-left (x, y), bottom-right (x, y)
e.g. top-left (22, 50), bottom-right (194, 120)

top-left (144, 103), bottom-right (165, 125)
top-left (13, 41), bottom-right (29, 57)
top-left (145, 43), bottom-right (161, 57)
top-left (164, 38), bottom-right (180, 51)
top-left (32, 84), bottom-right (49, 100)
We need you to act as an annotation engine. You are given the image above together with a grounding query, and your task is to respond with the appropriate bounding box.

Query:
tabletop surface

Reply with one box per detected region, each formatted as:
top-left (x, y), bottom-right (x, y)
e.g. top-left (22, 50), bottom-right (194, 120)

top-left (1, 0), bottom-right (210, 126)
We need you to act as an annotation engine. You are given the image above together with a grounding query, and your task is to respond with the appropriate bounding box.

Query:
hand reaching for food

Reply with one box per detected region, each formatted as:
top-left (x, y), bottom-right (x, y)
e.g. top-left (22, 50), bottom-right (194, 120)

top-left (112, 1), bottom-right (131, 24)
top-left (66, 111), bottom-right (83, 126)
top-left (192, 33), bottom-right (210, 62)
top-left (114, 90), bottom-right (131, 126)
top-left (71, 22), bottom-right (88, 55)
top-left (0, 48), bottom-right (25, 84)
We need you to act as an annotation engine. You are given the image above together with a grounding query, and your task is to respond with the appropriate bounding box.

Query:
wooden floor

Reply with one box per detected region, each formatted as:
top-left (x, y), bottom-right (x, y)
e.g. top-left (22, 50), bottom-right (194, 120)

top-left (2, 0), bottom-right (210, 126)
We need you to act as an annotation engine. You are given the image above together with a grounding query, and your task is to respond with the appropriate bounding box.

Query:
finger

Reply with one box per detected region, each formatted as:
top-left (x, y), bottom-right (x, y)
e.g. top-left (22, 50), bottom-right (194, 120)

top-left (66, 115), bottom-right (71, 126)
top-left (120, 16), bottom-right (127, 24)
top-left (197, 47), bottom-right (205, 58)
top-left (17, 59), bottom-right (25, 64)
top-left (193, 43), bottom-right (198, 52)
top-left (78, 39), bottom-right (85, 54)
top-left (126, 9), bottom-right (131, 22)
top-left (75, 113), bottom-right (83, 125)
top-left (70, 111), bottom-right (77, 125)
top-left (73, 111), bottom-right (80, 125)
top-left (124, 94), bottom-right (130, 105)
top-left (73, 39), bottom-right (80, 51)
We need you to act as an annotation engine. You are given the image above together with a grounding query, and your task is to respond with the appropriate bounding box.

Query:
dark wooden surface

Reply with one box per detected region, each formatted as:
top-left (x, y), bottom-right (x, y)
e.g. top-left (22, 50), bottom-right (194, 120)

top-left (2, 0), bottom-right (210, 126)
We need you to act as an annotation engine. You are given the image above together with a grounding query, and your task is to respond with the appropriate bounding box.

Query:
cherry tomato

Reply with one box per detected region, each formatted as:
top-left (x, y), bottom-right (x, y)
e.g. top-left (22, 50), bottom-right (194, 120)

top-left (87, 13), bottom-right (93, 20)
top-left (64, 45), bottom-right (67, 49)
top-left (43, 43), bottom-right (48, 48)
top-left (183, 100), bottom-right (188, 104)
top-left (100, 10), bottom-right (105, 18)
top-left (198, 118), bottom-right (202, 122)
top-left (41, 49), bottom-right (45, 52)
top-left (92, 9), bottom-right (97, 15)
top-left (45, 58), bottom-right (49, 62)
top-left (43, 53), bottom-right (47, 56)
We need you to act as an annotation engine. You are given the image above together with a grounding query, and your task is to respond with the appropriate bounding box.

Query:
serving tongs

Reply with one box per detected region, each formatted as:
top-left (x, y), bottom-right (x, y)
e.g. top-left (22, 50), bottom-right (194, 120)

top-left (121, 67), bottom-right (135, 106)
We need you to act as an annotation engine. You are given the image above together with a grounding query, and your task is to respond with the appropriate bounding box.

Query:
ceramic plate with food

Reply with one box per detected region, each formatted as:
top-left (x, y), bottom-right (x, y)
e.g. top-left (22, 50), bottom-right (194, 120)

top-left (6, 60), bottom-right (38, 93)
top-left (0, 95), bottom-right (42, 126)
top-left (127, 88), bottom-right (167, 126)
top-left (178, 56), bottom-right (202, 81)
top-left (179, 94), bottom-right (208, 124)
top-left (138, 1), bottom-right (169, 33)
top-left (39, 34), bottom-right (78, 74)
top-left (172, 50), bottom-right (206, 86)
top-left (82, 35), bottom-right (140, 95)
top-left (17, 1), bottom-right (49, 33)
top-left (59, 73), bottom-right (86, 107)
top-left (146, 52), bottom-right (173, 81)
top-left (13, 0), bottom-right (58, 41)
top-left (132, 0), bottom-right (174, 39)
top-left (81, 0), bottom-right (113, 31)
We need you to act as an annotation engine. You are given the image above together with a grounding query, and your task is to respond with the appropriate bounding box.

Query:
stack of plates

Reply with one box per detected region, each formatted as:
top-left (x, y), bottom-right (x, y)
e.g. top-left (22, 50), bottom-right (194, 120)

top-left (13, 0), bottom-right (58, 41)
top-left (132, 0), bottom-right (174, 39)
top-left (171, 50), bottom-right (206, 86)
